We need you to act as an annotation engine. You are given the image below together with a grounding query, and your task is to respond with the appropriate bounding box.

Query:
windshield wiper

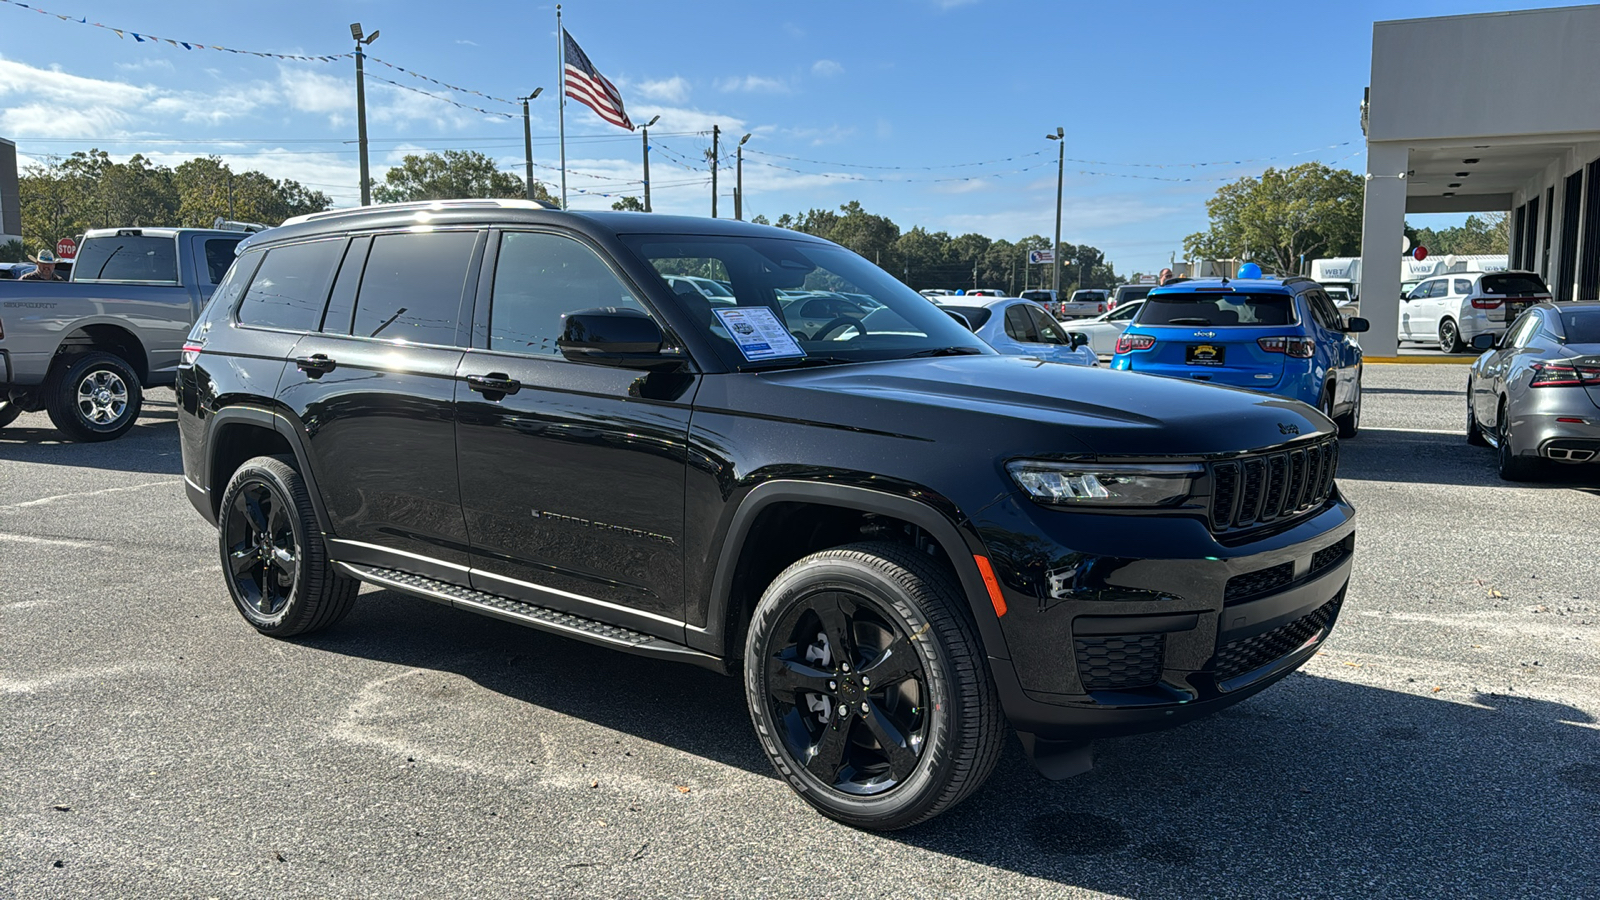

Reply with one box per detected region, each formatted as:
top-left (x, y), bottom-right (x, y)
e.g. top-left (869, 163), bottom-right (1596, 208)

top-left (905, 346), bottom-right (985, 357)
top-left (737, 355), bottom-right (857, 372)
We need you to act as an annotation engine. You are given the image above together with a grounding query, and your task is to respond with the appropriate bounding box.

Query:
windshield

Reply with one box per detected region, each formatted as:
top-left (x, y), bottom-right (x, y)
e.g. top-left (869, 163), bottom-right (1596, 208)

top-left (623, 234), bottom-right (992, 368)
top-left (1137, 291), bottom-right (1296, 327)
top-left (1560, 309), bottom-right (1600, 343)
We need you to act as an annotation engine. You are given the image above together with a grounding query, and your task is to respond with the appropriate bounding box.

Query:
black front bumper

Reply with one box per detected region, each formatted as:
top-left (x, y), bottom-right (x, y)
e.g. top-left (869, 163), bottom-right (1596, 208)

top-left (979, 497), bottom-right (1356, 740)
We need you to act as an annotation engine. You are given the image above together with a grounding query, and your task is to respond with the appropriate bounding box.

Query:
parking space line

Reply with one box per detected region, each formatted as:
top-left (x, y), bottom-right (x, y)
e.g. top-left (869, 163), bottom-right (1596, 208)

top-left (0, 479), bottom-right (181, 511)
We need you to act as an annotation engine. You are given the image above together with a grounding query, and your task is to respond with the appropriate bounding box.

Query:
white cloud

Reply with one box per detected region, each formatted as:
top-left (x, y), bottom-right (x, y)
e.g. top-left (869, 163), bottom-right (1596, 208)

top-left (630, 105), bottom-right (746, 135)
top-left (0, 56), bottom-right (151, 107)
top-left (0, 104), bottom-right (134, 140)
top-left (115, 58), bottom-right (175, 73)
top-left (455, 39), bottom-right (479, 46)
top-left (715, 75), bottom-right (790, 94)
top-left (276, 67), bottom-right (349, 124)
top-left (632, 76), bottom-right (691, 104)
top-left (811, 59), bottom-right (844, 77)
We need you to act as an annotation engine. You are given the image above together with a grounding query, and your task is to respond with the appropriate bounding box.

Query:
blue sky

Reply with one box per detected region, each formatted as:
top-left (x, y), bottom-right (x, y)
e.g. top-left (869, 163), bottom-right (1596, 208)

top-left (0, 0), bottom-right (1556, 275)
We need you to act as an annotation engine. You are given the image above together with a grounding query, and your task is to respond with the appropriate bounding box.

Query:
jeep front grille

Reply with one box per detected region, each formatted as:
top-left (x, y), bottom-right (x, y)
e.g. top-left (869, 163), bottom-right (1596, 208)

top-left (1208, 437), bottom-right (1338, 532)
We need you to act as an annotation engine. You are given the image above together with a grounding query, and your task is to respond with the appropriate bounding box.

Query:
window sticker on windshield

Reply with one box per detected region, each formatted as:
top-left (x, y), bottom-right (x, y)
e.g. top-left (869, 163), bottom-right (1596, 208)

top-left (713, 307), bottom-right (805, 361)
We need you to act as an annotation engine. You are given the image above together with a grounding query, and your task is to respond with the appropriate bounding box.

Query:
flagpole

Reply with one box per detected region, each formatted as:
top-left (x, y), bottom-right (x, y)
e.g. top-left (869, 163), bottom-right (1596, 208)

top-left (557, 4), bottom-right (568, 209)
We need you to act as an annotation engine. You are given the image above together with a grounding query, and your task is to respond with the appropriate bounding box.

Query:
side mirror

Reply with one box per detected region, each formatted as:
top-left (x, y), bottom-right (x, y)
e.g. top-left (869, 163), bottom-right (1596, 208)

top-left (1068, 331), bottom-right (1090, 349)
top-left (1344, 317), bottom-right (1370, 334)
top-left (558, 308), bottom-right (683, 371)
top-left (1471, 333), bottom-right (1497, 350)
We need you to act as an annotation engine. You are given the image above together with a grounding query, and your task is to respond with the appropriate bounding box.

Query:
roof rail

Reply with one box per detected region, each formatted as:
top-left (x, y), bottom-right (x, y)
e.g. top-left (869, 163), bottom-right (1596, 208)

top-left (281, 198), bottom-right (559, 228)
top-left (1279, 275), bottom-right (1315, 287)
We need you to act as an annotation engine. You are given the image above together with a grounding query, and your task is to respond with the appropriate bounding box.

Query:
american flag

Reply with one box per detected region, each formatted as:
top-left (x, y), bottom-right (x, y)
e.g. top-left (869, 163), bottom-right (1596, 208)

top-left (563, 29), bottom-right (633, 131)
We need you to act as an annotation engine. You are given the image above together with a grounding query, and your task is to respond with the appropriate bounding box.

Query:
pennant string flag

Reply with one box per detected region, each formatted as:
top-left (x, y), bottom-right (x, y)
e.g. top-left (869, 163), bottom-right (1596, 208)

top-left (0, 0), bottom-right (348, 60)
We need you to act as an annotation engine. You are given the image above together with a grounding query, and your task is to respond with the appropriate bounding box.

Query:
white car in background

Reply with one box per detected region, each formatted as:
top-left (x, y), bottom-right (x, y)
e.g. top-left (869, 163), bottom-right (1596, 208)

top-left (1400, 270), bottom-right (1551, 352)
top-left (663, 274), bottom-right (737, 304)
top-left (1069, 300), bottom-right (1145, 358)
top-left (939, 297), bottom-right (1097, 366)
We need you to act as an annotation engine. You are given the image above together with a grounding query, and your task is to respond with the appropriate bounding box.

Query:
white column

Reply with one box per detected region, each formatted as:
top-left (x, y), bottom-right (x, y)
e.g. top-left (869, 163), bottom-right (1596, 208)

top-left (1359, 141), bottom-right (1408, 358)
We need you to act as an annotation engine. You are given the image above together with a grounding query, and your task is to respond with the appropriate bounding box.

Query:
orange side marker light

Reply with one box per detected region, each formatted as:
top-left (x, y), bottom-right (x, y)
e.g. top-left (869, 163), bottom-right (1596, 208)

top-left (974, 555), bottom-right (1007, 617)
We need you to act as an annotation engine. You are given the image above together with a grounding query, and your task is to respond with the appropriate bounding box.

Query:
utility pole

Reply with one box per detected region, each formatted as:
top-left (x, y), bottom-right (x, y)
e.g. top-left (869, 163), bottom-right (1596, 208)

top-left (521, 87), bottom-right (543, 200)
top-left (226, 172), bottom-right (234, 220)
top-left (710, 125), bottom-right (720, 218)
top-left (972, 258), bottom-right (979, 290)
top-left (351, 22), bottom-right (381, 206)
top-left (640, 115), bottom-right (660, 211)
top-left (1047, 126), bottom-right (1064, 298)
top-left (735, 133), bottom-right (751, 220)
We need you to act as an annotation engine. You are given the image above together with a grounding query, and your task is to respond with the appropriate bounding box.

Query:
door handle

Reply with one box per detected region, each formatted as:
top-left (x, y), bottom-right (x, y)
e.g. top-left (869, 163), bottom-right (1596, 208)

top-left (295, 354), bottom-right (336, 377)
top-left (467, 373), bottom-right (522, 396)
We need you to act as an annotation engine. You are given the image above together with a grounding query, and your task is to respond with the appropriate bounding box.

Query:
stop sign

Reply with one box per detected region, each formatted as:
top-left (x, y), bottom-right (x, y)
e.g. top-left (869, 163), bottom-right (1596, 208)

top-left (1413, 245), bottom-right (1428, 262)
top-left (55, 237), bottom-right (77, 260)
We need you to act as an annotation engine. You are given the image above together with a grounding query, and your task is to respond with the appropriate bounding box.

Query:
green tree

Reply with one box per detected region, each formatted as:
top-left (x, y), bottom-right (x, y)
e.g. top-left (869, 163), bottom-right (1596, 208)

top-left (1406, 213), bottom-right (1508, 256)
top-left (374, 150), bottom-right (550, 204)
top-left (173, 157), bottom-right (331, 227)
top-left (1185, 162), bottom-right (1364, 274)
top-left (610, 195), bottom-right (645, 211)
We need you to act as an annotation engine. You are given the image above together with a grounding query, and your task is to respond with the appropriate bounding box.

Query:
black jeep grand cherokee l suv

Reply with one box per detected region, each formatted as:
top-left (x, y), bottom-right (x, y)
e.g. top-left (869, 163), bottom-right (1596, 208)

top-left (177, 200), bottom-right (1355, 829)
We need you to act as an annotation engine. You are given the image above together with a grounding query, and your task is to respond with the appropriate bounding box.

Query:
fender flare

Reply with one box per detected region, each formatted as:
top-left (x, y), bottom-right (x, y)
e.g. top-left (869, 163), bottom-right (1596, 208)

top-left (688, 480), bottom-right (1012, 662)
top-left (205, 404), bottom-right (334, 534)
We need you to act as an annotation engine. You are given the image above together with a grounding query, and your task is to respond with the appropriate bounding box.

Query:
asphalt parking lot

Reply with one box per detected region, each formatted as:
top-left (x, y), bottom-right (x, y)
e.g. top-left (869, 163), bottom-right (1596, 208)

top-left (3, 364), bottom-right (1597, 899)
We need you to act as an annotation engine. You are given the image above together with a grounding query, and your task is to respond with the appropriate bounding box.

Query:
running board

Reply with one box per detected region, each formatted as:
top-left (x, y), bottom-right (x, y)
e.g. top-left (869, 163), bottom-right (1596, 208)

top-left (336, 563), bottom-right (727, 672)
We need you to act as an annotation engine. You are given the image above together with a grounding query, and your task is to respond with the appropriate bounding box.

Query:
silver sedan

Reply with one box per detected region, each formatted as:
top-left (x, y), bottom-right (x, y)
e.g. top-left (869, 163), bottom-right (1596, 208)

top-left (1466, 301), bottom-right (1600, 481)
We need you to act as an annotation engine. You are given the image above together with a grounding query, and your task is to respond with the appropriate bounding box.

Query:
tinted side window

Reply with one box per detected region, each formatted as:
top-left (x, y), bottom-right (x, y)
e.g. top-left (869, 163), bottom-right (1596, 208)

top-left (1004, 305), bottom-right (1038, 342)
top-left (190, 249), bottom-right (261, 340)
top-left (1028, 306), bottom-right (1068, 344)
top-left (353, 231), bottom-right (478, 346)
top-left (203, 238), bottom-right (242, 285)
top-left (1454, 278), bottom-right (1473, 295)
top-left (74, 235), bottom-right (179, 283)
top-left (489, 232), bottom-right (647, 356)
top-left (236, 239), bottom-right (345, 333)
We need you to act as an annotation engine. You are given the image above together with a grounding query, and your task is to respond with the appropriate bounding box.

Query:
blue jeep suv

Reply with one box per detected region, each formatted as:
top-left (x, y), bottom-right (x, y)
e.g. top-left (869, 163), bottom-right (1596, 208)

top-left (1110, 276), bottom-right (1369, 437)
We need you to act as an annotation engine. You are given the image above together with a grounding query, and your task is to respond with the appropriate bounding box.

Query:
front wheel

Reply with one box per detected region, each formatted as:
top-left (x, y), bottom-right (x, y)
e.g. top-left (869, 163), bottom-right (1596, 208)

top-left (218, 456), bottom-right (358, 637)
top-left (44, 352), bottom-right (143, 442)
top-left (744, 542), bottom-right (1004, 830)
top-left (1439, 318), bottom-right (1465, 354)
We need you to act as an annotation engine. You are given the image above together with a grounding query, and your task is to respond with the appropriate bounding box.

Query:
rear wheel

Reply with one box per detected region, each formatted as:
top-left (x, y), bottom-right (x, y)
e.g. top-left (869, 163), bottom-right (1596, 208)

top-left (218, 456), bottom-right (358, 637)
top-left (744, 542), bottom-right (1004, 830)
top-left (44, 352), bottom-right (142, 442)
top-left (1497, 401), bottom-right (1541, 482)
top-left (1439, 318), bottom-right (1465, 354)
top-left (1466, 378), bottom-right (1489, 447)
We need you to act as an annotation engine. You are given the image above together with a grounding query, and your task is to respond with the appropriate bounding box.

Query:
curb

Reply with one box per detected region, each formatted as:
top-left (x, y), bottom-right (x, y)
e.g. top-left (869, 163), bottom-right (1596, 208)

top-left (1363, 356), bottom-right (1478, 365)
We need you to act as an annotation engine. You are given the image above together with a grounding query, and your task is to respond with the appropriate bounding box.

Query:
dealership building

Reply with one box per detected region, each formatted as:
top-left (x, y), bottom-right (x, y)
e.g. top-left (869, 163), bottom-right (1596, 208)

top-left (1360, 4), bottom-right (1600, 356)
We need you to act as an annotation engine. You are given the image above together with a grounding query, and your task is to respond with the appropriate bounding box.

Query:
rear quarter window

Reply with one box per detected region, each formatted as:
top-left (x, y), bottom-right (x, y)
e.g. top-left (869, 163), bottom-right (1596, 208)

top-left (1137, 292), bottom-right (1295, 327)
top-left (236, 239), bottom-right (346, 333)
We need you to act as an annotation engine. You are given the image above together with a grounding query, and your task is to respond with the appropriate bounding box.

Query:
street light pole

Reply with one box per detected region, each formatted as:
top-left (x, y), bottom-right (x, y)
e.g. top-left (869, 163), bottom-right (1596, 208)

top-left (1047, 127), bottom-right (1064, 299)
top-left (521, 87), bottom-right (543, 201)
top-left (735, 133), bottom-right (751, 220)
top-left (640, 114), bottom-right (660, 212)
top-left (351, 22), bottom-right (380, 206)
top-left (710, 125), bottom-right (720, 218)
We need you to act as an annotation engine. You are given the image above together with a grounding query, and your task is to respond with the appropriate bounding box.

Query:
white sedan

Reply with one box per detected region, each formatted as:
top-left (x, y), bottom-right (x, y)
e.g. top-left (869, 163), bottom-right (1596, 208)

top-left (1068, 300), bottom-right (1145, 358)
top-left (940, 297), bottom-right (1097, 366)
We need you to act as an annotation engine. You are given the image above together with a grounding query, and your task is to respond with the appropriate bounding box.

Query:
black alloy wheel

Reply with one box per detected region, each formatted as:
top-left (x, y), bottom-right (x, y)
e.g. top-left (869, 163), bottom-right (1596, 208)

top-left (745, 542), bottom-right (1004, 830)
top-left (764, 592), bottom-right (930, 796)
top-left (1439, 318), bottom-right (1465, 354)
top-left (218, 456), bottom-right (358, 636)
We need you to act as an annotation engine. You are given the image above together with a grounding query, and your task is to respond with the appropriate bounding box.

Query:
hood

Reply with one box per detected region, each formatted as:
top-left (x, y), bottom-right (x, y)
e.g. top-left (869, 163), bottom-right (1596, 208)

top-left (758, 356), bottom-right (1331, 457)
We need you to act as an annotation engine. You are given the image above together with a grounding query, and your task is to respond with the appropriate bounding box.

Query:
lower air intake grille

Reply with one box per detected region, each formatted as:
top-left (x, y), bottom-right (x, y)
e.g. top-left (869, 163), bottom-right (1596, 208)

top-left (1075, 633), bottom-right (1165, 690)
top-left (1212, 593), bottom-right (1343, 682)
top-left (1224, 562), bottom-right (1294, 605)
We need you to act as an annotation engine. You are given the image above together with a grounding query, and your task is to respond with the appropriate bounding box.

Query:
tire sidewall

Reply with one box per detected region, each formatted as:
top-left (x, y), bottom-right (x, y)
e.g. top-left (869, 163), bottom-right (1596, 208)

top-left (1440, 318), bottom-right (1459, 353)
top-left (744, 555), bottom-right (957, 825)
top-left (49, 353), bottom-right (143, 441)
top-left (218, 460), bottom-right (311, 633)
